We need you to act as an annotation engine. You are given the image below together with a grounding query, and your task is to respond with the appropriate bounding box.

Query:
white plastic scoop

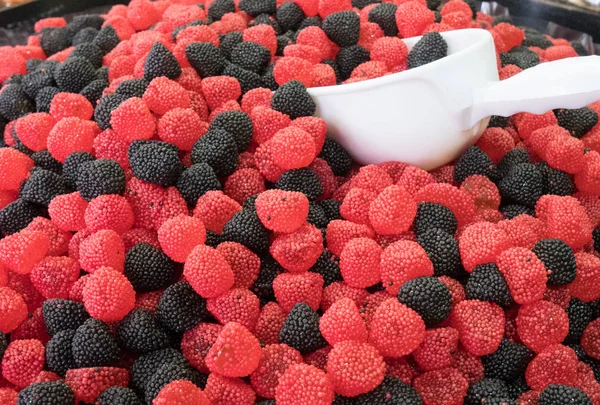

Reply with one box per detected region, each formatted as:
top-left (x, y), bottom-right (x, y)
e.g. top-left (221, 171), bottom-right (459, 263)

top-left (307, 29), bottom-right (600, 170)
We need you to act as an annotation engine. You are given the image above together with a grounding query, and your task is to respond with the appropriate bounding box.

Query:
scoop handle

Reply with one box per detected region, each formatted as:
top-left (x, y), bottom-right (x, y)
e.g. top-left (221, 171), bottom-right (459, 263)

top-left (468, 55), bottom-right (600, 129)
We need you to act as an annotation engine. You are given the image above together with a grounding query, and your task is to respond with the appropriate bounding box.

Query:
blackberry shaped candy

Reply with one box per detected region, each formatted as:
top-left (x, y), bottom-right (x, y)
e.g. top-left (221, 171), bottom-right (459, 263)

top-left (80, 79), bottom-right (108, 105)
top-left (298, 16), bottom-right (322, 31)
top-left (36, 86), bottom-right (60, 113)
top-left (156, 281), bottom-right (209, 333)
top-left (128, 141), bottom-right (184, 187)
top-left (72, 318), bottom-right (120, 368)
top-left (115, 78), bottom-right (150, 99)
top-left (131, 348), bottom-right (187, 393)
top-left (76, 159), bottom-right (126, 201)
top-left (498, 163), bottom-right (543, 208)
top-left (262, 63), bottom-right (279, 90)
top-left (62, 151), bottom-right (95, 189)
top-left (536, 162), bottom-right (574, 197)
top-left (252, 254), bottom-right (284, 305)
top-left (17, 381), bottom-right (75, 405)
top-left (42, 299), bottom-right (90, 336)
top-left (125, 243), bottom-right (178, 292)
top-left (276, 1), bottom-right (305, 32)
top-left (176, 163), bottom-right (221, 206)
top-left (67, 14), bottom-right (104, 34)
top-left (322, 58), bottom-right (342, 83)
top-left (271, 80), bottom-right (316, 119)
top-left (565, 298), bottom-right (595, 344)
top-left (454, 146), bottom-right (498, 184)
top-left (222, 210), bottom-right (270, 253)
top-left (72, 27), bottom-right (99, 46)
top-left (96, 386), bottom-right (142, 405)
top-left (94, 93), bottom-right (127, 130)
top-left (572, 41), bottom-right (589, 56)
top-left (354, 376), bottom-right (422, 405)
top-left (499, 204), bottom-right (534, 219)
top-left (70, 43), bottom-right (104, 69)
top-left (54, 57), bottom-right (96, 93)
top-left (39, 27), bottom-right (72, 56)
top-left (45, 329), bottom-right (77, 376)
top-left (556, 107), bottom-right (598, 139)
top-left (21, 70), bottom-right (55, 99)
top-left (205, 230), bottom-right (224, 248)
top-left (208, 0), bottom-right (236, 20)
top-left (307, 201), bottom-right (329, 228)
top-left (336, 45), bottom-right (370, 81)
top-left (538, 384), bottom-right (592, 405)
top-left (0, 332), bottom-right (7, 362)
top-left (322, 11), bottom-right (360, 47)
top-left (417, 228), bottom-right (466, 280)
top-left (368, 3), bottom-right (398, 37)
top-left (144, 363), bottom-right (206, 404)
top-left (320, 199), bottom-right (342, 223)
top-left (230, 42), bottom-right (271, 74)
top-left (522, 32), bottom-right (553, 49)
top-left (191, 128), bottom-right (239, 177)
top-left (397, 276), bottom-right (452, 327)
top-left (532, 239), bottom-right (577, 285)
top-left (500, 49), bottom-right (540, 70)
top-left (249, 14), bottom-right (282, 34)
top-left (0, 84), bottom-right (34, 121)
top-left (482, 339), bottom-right (533, 381)
top-left (223, 63), bottom-right (262, 94)
top-left (488, 115), bottom-right (510, 128)
top-left (464, 378), bottom-right (511, 405)
top-left (117, 309), bottom-right (170, 353)
top-left (186, 42), bottom-right (227, 78)
top-left (172, 20), bottom-right (204, 41)
top-left (310, 250), bottom-right (342, 286)
top-left (210, 111), bottom-right (253, 152)
top-left (219, 31), bottom-right (243, 59)
top-left (407, 32), bottom-right (448, 69)
top-left (20, 169), bottom-right (67, 205)
top-left (275, 168), bottom-right (323, 200)
top-left (280, 302), bottom-right (327, 354)
top-left (92, 25), bottom-right (121, 54)
top-left (144, 42), bottom-right (182, 82)
top-left (239, 0), bottom-right (277, 17)
top-left (0, 198), bottom-right (43, 235)
top-left (413, 202), bottom-right (458, 237)
top-left (31, 150), bottom-right (62, 174)
top-left (497, 148), bottom-right (530, 179)
top-left (465, 263), bottom-right (514, 308)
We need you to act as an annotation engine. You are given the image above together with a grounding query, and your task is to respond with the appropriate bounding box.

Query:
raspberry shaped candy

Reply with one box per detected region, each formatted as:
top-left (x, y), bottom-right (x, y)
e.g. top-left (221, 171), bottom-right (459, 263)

top-left (154, 380), bottom-right (210, 405)
top-left (369, 185), bottom-right (418, 235)
top-left (47, 117), bottom-right (98, 163)
top-left (255, 190), bottom-right (309, 233)
top-left (513, 111), bottom-right (558, 140)
top-left (497, 247), bottom-right (548, 305)
top-left (250, 106), bottom-right (291, 145)
top-left (380, 240), bottom-right (434, 296)
top-left (327, 341), bottom-right (385, 397)
top-left (110, 97), bottom-right (156, 142)
top-left (47, 192), bottom-right (88, 232)
top-left (415, 183), bottom-right (477, 227)
top-left (30, 256), bottom-right (80, 299)
top-left (516, 300), bottom-right (569, 353)
top-left (395, 2), bottom-right (435, 38)
top-left (143, 77), bottom-right (191, 115)
top-left (269, 127), bottom-right (317, 170)
top-left (319, 297), bottom-right (368, 346)
top-left (536, 195), bottom-right (592, 250)
top-left (570, 252), bottom-right (600, 302)
top-left (200, 76), bottom-right (241, 111)
top-left (0, 230), bottom-right (50, 275)
top-left (250, 344), bottom-right (303, 398)
top-left (205, 322), bottom-right (262, 377)
top-left (158, 215), bottom-right (206, 263)
top-left (339, 237), bottom-right (382, 288)
top-left (1, 339), bottom-right (45, 387)
top-left (65, 367), bottom-right (129, 404)
top-left (340, 187), bottom-right (378, 225)
top-left (525, 344), bottom-right (578, 391)
top-left (0, 287), bottom-right (27, 333)
top-left (458, 222), bottom-right (512, 272)
top-left (0, 388), bottom-right (17, 404)
top-left (183, 244), bottom-right (235, 298)
top-left (413, 327), bottom-right (459, 372)
top-left (79, 229), bottom-right (125, 273)
top-left (83, 266), bottom-right (135, 322)
top-left (368, 298), bottom-right (425, 358)
top-left (158, 108), bottom-right (206, 151)
top-left (216, 242), bottom-right (261, 289)
top-left (413, 367), bottom-right (468, 405)
top-left (181, 322), bottom-right (222, 374)
top-left (450, 300), bottom-right (505, 356)
top-left (270, 223), bottom-right (323, 273)
top-left (13, 113), bottom-right (56, 152)
top-left (50, 92), bottom-right (93, 121)
top-left (255, 302), bottom-right (286, 345)
top-left (204, 373), bottom-right (256, 405)
top-left (84, 194), bottom-right (134, 235)
top-left (207, 288), bottom-right (260, 331)
top-left (0, 148), bottom-right (34, 191)
top-left (275, 363), bottom-right (334, 405)
top-left (193, 191), bottom-right (242, 234)
top-left (273, 272), bottom-right (324, 313)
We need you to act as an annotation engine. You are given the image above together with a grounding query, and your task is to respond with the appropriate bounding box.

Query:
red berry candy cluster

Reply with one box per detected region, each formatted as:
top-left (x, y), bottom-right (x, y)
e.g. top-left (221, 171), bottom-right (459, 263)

top-left (0, 0), bottom-right (598, 404)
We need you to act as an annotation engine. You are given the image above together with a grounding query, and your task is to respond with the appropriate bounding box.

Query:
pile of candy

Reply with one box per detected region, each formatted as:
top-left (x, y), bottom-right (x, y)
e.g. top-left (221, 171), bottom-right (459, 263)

top-left (0, 0), bottom-right (598, 404)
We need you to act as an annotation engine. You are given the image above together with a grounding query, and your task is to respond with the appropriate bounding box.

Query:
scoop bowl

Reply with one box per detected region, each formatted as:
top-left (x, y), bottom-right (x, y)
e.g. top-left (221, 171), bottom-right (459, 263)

top-left (307, 29), bottom-right (600, 170)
